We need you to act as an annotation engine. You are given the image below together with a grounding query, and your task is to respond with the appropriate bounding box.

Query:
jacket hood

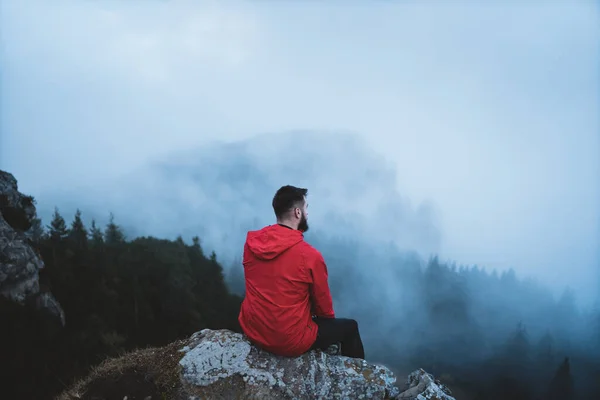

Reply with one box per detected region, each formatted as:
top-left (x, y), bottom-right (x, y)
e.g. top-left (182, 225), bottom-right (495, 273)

top-left (245, 224), bottom-right (304, 261)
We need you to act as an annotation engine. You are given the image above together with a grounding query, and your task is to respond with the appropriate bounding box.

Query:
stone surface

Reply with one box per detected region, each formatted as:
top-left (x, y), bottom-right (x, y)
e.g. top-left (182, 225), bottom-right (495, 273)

top-left (179, 329), bottom-right (400, 399)
top-left (397, 369), bottom-right (455, 400)
top-left (0, 214), bottom-right (43, 303)
top-left (0, 170), bottom-right (36, 231)
top-left (34, 291), bottom-right (66, 327)
top-left (59, 329), bottom-right (456, 400)
top-left (0, 169), bottom-right (65, 325)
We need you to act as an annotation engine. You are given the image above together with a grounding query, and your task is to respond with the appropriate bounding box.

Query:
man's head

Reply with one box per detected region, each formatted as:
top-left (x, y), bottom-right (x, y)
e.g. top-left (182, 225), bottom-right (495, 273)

top-left (272, 185), bottom-right (309, 232)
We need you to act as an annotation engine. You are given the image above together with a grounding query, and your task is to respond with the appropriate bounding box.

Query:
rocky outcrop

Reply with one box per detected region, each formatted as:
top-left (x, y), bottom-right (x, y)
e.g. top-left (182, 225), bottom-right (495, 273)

top-left (0, 170), bottom-right (65, 326)
top-left (58, 329), bottom-right (455, 400)
top-left (178, 329), bottom-right (400, 399)
top-left (398, 369), bottom-right (455, 399)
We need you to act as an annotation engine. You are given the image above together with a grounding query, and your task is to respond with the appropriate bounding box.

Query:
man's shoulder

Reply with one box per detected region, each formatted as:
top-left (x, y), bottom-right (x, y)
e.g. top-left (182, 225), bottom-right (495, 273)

top-left (297, 240), bottom-right (323, 260)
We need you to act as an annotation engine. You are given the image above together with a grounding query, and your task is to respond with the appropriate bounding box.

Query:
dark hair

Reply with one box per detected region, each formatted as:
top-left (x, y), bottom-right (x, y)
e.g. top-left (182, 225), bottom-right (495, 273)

top-left (272, 185), bottom-right (308, 219)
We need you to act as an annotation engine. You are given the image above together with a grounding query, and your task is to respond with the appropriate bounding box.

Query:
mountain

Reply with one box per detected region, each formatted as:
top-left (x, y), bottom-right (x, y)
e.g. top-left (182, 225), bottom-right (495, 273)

top-left (43, 130), bottom-right (441, 264)
top-left (18, 131), bottom-right (600, 399)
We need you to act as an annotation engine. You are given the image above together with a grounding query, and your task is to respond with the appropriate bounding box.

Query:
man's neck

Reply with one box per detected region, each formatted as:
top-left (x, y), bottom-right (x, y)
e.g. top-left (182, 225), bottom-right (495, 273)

top-left (277, 222), bottom-right (295, 230)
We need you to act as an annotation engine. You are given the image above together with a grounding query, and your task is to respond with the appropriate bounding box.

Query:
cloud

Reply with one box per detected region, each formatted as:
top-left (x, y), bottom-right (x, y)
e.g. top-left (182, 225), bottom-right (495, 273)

top-left (2, 0), bottom-right (261, 81)
top-left (1, 1), bottom-right (599, 303)
top-left (1, 0), bottom-right (263, 185)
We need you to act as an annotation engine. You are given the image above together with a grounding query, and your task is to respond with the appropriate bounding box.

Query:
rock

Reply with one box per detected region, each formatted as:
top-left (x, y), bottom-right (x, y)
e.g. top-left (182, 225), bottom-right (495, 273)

top-left (58, 329), bottom-right (455, 400)
top-left (33, 291), bottom-right (66, 328)
top-left (0, 214), bottom-right (43, 303)
top-left (0, 169), bottom-right (65, 325)
top-left (0, 170), bottom-right (36, 231)
top-left (179, 329), bottom-right (399, 399)
top-left (397, 369), bottom-right (455, 400)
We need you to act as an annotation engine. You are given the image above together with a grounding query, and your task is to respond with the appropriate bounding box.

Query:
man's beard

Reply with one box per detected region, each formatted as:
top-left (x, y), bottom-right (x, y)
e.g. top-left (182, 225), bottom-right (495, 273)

top-left (298, 212), bottom-right (309, 233)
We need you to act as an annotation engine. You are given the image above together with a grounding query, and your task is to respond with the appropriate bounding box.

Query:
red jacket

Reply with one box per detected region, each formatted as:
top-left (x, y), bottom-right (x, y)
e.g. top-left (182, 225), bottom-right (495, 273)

top-left (238, 224), bottom-right (335, 357)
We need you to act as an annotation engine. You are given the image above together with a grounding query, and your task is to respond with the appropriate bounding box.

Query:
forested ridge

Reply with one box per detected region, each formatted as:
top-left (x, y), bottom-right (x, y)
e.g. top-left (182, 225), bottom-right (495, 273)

top-left (1, 206), bottom-right (599, 399)
top-left (1, 207), bottom-right (242, 399)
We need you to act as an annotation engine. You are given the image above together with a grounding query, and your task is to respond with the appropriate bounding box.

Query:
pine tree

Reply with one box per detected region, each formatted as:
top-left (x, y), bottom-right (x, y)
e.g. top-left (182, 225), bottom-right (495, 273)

top-left (546, 357), bottom-right (575, 400)
top-left (534, 331), bottom-right (556, 389)
top-left (594, 305), bottom-right (600, 355)
top-left (27, 216), bottom-right (45, 243)
top-left (537, 331), bottom-right (555, 365)
top-left (498, 321), bottom-right (532, 387)
top-left (69, 209), bottom-right (88, 249)
top-left (192, 236), bottom-right (204, 256)
top-left (48, 207), bottom-right (69, 241)
top-left (104, 213), bottom-right (125, 244)
top-left (227, 257), bottom-right (245, 296)
top-left (506, 322), bottom-right (531, 364)
top-left (89, 219), bottom-right (104, 245)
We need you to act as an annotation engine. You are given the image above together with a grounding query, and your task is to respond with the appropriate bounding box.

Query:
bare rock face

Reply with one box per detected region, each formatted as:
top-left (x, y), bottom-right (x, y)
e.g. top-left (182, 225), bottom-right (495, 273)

top-left (0, 169), bottom-right (65, 326)
top-left (178, 329), bottom-right (400, 399)
top-left (0, 170), bottom-right (36, 231)
top-left (397, 369), bottom-right (455, 400)
top-left (59, 329), bottom-right (455, 400)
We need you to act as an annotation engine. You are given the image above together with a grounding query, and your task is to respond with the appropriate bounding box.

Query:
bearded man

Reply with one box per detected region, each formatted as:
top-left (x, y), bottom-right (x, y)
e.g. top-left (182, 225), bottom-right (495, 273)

top-left (238, 185), bottom-right (365, 359)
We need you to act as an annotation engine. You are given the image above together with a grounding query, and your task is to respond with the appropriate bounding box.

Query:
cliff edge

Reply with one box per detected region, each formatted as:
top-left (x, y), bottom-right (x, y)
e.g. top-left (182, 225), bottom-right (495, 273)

top-left (58, 329), bottom-right (455, 400)
top-left (0, 169), bottom-right (65, 326)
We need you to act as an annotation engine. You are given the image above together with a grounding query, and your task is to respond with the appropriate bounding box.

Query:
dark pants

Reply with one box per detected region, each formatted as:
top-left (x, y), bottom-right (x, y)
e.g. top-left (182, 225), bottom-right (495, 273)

top-left (310, 317), bottom-right (365, 359)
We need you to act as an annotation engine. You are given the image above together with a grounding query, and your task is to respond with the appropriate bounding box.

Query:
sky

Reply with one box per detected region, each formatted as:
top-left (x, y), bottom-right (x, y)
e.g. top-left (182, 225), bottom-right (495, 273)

top-left (1, 1), bottom-right (599, 303)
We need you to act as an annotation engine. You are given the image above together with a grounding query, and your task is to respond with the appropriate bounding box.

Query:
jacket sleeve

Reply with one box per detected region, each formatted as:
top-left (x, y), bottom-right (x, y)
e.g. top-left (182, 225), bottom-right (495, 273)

top-left (308, 251), bottom-right (335, 318)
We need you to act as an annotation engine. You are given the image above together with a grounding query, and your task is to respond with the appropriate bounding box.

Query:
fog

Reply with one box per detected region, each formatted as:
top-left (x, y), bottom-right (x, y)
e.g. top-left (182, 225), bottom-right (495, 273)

top-left (2, 1), bottom-right (600, 397)
top-left (3, 0), bottom-right (598, 302)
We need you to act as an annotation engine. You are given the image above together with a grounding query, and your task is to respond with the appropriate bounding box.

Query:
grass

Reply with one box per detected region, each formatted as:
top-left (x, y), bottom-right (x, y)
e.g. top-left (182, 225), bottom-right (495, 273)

top-left (55, 338), bottom-right (189, 400)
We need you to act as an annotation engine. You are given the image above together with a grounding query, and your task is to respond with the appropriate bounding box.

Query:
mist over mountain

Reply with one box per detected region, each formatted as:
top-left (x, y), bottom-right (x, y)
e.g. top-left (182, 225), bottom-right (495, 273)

top-left (36, 130), bottom-right (442, 265)
top-left (2, 1), bottom-right (598, 398)
top-left (18, 131), bottom-right (600, 398)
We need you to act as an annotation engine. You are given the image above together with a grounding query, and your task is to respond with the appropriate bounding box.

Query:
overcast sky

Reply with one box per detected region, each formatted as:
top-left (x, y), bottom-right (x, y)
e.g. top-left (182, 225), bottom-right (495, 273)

top-left (1, 1), bottom-right (599, 303)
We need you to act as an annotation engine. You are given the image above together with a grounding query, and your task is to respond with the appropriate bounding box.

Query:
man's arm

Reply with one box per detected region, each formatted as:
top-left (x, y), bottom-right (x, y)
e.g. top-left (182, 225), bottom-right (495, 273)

top-left (309, 252), bottom-right (335, 318)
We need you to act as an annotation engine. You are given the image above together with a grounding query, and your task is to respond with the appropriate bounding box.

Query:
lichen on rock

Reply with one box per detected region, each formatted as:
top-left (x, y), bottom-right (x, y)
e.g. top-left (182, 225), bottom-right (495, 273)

top-left (179, 329), bottom-right (401, 399)
top-left (396, 368), bottom-right (455, 400)
top-left (0, 169), bottom-right (65, 326)
top-left (59, 328), bottom-right (456, 400)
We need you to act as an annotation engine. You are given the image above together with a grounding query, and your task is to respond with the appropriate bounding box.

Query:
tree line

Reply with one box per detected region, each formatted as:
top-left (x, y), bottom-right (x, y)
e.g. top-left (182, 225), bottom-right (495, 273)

top-left (1, 206), bottom-right (599, 399)
top-left (296, 234), bottom-right (600, 400)
top-left (1, 207), bottom-right (242, 399)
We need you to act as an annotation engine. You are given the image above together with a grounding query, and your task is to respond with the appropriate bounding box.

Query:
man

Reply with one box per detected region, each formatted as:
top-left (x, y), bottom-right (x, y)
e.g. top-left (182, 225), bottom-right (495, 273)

top-left (238, 185), bottom-right (365, 359)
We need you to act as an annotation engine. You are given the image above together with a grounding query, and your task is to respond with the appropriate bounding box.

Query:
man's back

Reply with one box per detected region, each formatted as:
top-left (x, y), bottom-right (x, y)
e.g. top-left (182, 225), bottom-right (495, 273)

top-left (238, 224), bottom-right (334, 357)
